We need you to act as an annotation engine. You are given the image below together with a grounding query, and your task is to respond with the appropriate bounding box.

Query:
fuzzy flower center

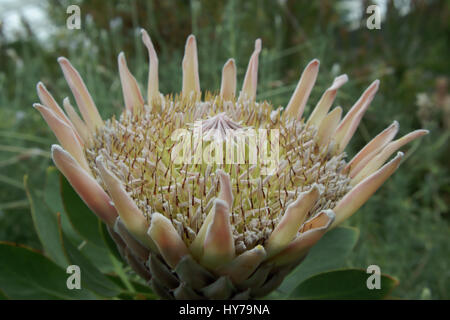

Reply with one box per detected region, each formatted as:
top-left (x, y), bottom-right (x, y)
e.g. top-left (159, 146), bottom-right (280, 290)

top-left (86, 95), bottom-right (351, 253)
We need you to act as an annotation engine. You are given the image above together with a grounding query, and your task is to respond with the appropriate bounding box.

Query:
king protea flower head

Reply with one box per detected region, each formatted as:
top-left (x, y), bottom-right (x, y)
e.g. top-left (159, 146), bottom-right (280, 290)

top-left (34, 29), bottom-right (427, 299)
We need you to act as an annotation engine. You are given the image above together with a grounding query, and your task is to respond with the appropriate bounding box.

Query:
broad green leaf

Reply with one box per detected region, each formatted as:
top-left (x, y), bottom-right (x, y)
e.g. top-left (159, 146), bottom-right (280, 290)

top-left (107, 275), bottom-right (157, 300)
top-left (78, 240), bottom-right (115, 274)
top-left (24, 175), bottom-right (68, 267)
top-left (0, 289), bottom-right (8, 300)
top-left (60, 175), bottom-right (105, 248)
top-left (44, 167), bottom-right (65, 216)
top-left (278, 226), bottom-right (359, 294)
top-left (59, 174), bottom-right (114, 273)
top-left (44, 167), bottom-right (80, 243)
top-left (60, 231), bottom-right (122, 298)
top-left (0, 242), bottom-right (96, 299)
top-left (289, 269), bottom-right (398, 299)
top-left (99, 222), bottom-right (123, 262)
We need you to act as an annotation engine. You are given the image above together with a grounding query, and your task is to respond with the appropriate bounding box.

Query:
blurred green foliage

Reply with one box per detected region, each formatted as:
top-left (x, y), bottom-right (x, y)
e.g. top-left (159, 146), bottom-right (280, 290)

top-left (0, 0), bottom-right (448, 299)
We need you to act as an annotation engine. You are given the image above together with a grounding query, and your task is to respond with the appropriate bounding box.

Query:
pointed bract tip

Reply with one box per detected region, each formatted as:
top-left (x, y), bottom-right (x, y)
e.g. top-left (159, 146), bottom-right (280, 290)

top-left (372, 79), bottom-right (380, 89)
top-left (303, 183), bottom-right (320, 199)
top-left (222, 59), bottom-right (236, 74)
top-left (391, 151), bottom-right (404, 166)
top-left (51, 144), bottom-right (63, 154)
top-left (310, 59), bottom-right (320, 66)
top-left (186, 34), bottom-right (196, 45)
top-left (338, 74), bottom-right (349, 82)
top-left (141, 29), bottom-right (153, 47)
top-left (389, 151), bottom-right (404, 167)
top-left (141, 29), bottom-right (148, 39)
top-left (254, 38), bottom-right (262, 52)
top-left (224, 58), bottom-right (235, 68)
top-left (327, 74), bottom-right (348, 91)
top-left (362, 79), bottom-right (380, 99)
top-left (50, 144), bottom-right (71, 163)
top-left (323, 209), bottom-right (336, 221)
top-left (304, 209), bottom-right (336, 231)
top-left (57, 57), bottom-right (69, 65)
top-left (150, 211), bottom-right (165, 224)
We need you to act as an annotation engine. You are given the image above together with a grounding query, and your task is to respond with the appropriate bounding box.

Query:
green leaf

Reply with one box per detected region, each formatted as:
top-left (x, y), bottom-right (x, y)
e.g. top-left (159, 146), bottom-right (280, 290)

top-left (79, 240), bottom-right (116, 274)
top-left (60, 175), bottom-right (105, 248)
top-left (44, 167), bottom-right (80, 243)
top-left (107, 275), bottom-right (157, 300)
top-left (44, 167), bottom-right (65, 216)
top-left (278, 226), bottom-right (359, 295)
top-left (0, 289), bottom-right (8, 300)
top-left (59, 174), bottom-right (114, 273)
top-left (99, 222), bottom-right (123, 262)
top-left (289, 269), bottom-right (398, 299)
top-left (24, 175), bottom-right (68, 267)
top-left (0, 242), bottom-right (96, 299)
top-left (60, 231), bottom-right (122, 298)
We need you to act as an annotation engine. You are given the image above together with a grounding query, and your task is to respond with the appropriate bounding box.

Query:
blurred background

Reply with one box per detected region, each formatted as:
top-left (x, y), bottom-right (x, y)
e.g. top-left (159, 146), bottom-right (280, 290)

top-left (0, 0), bottom-right (448, 299)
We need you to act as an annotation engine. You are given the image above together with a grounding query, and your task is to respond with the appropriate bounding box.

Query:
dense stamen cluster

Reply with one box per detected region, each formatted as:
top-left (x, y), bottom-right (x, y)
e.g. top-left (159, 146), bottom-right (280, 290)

top-left (87, 94), bottom-right (351, 253)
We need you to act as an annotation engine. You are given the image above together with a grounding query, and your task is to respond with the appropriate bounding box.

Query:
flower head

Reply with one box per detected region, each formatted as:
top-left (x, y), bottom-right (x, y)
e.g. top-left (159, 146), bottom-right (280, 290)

top-left (35, 30), bottom-right (427, 299)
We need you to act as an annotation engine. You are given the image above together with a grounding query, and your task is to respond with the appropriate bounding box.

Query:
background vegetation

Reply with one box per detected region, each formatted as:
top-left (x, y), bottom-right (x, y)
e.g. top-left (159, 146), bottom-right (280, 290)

top-left (0, 0), bottom-right (448, 299)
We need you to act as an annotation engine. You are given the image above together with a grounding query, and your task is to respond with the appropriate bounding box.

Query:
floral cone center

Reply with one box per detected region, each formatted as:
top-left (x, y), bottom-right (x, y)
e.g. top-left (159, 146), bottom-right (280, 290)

top-left (86, 95), bottom-right (351, 254)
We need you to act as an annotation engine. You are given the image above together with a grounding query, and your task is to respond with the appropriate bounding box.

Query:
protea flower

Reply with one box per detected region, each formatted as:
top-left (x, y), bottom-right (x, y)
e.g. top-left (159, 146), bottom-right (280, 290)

top-left (34, 30), bottom-right (427, 300)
